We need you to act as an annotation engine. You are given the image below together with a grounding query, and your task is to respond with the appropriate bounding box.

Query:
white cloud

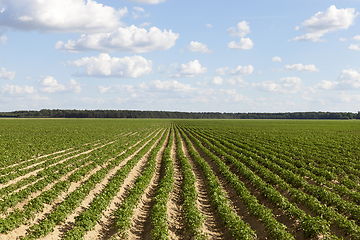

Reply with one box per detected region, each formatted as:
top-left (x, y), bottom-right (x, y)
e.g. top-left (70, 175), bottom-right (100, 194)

top-left (133, 6), bottom-right (145, 12)
top-left (293, 5), bottom-right (358, 42)
top-left (132, 6), bottom-right (149, 19)
top-left (219, 88), bottom-right (252, 103)
top-left (147, 80), bottom-right (193, 92)
top-left (139, 22), bottom-right (151, 27)
top-left (227, 38), bottom-right (254, 50)
top-left (66, 79), bottom-right (82, 93)
top-left (253, 77), bottom-right (303, 94)
top-left (338, 69), bottom-right (360, 89)
top-left (349, 44), bottom-right (360, 50)
top-left (67, 53), bottom-right (152, 78)
top-left (315, 80), bottom-right (338, 90)
top-left (1, 84), bottom-right (35, 94)
top-left (55, 25), bottom-right (179, 53)
top-left (315, 69), bottom-right (360, 90)
top-left (99, 84), bottom-right (134, 93)
top-left (339, 38), bottom-right (347, 41)
top-left (175, 60), bottom-right (207, 78)
top-left (39, 76), bottom-right (81, 93)
top-left (206, 24), bottom-right (212, 28)
top-left (186, 41), bottom-right (212, 53)
top-left (272, 56), bottom-right (282, 62)
top-left (212, 76), bottom-right (223, 85)
top-left (0, 35), bottom-right (6, 44)
top-left (99, 80), bottom-right (198, 101)
top-left (0, 67), bottom-right (15, 79)
top-left (122, 0), bottom-right (166, 4)
top-left (227, 21), bottom-right (251, 37)
top-left (284, 63), bottom-right (319, 72)
top-left (0, 0), bottom-right (128, 33)
top-left (225, 76), bottom-right (247, 86)
top-left (230, 65), bottom-right (254, 75)
top-left (215, 67), bottom-right (229, 76)
top-left (352, 35), bottom-right (360, 41)
top-left (215, 65), bottom-right (253, 76)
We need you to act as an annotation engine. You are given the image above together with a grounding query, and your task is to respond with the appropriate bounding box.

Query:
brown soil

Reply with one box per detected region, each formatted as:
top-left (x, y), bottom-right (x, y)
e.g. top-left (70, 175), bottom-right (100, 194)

top-left (126, 129), bottom-right (169, 240)
top-left (0, 130), bottom-right (157, 240)
top-left (83, 128), bottom-right (168, 240)
top-left (180, 133), bottom-right (230, 239)
top-left (167, 130), bottom-right (187, 240)
top-left (41, 129), bottom-right (163, 240)
top-left (185, 132), bottom-right (272, 240)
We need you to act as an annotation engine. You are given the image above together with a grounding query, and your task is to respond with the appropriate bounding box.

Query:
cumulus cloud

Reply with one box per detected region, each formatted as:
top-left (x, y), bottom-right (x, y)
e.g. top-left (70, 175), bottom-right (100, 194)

top-left (174, 60), bottom-right (207, 78)
top-left (55, 25), bottom-right (179, 53)
top-left (0, 67), bottom-right (15, 79)
top-left (206, 24), bottom-right (212, 28)
top-left (39, 76), bottom-right (81, 93)
top-left (67, 53), bottom-right (152, 78)
top-left (1, 84), bottom-right (35, 94)
top-left (227, 38), bottom-right (254, 50)
top-left (212, 76), bottom-right (223, 85)
top-left (122, 0), bottom-right (166, 4)
top-left (283, 63), bottom-right (319, 72)
top-left (0, 0), bottom-right (128, 33)
top-left (272, 56), bottom-right (282, 62)
top-left (349, 44), bottom-right (360, 50)
top-left (340, 38), bottom-right (347, 41)
top-left (230, 65), bottom-right (254, 75)
top-left (293, 5), bottom-right (358, 42)
top-left (215, 67), bottom-right (229, 76)
top-left (317, 69), bottom-right (360, 90)
top-left (227, 21), bottom-right (251, 37)
top-left (186, 41), bottom-right (212, 53)
top-left (253, 77), bottom-right (303, 94)
top-left (352, 35), bottom-right (360, 41)
top-left (227, 21), bottom-right (254, 50)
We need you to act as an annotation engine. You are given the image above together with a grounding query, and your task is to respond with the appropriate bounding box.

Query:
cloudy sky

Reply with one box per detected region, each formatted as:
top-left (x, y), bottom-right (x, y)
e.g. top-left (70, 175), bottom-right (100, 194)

top-left (1, 0), bottom-right (360, 113)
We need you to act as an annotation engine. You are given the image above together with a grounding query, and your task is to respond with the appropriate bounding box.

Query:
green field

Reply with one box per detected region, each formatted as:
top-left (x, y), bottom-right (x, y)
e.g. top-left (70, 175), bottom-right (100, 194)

top-left (0, 119), bottom-right (359, 239)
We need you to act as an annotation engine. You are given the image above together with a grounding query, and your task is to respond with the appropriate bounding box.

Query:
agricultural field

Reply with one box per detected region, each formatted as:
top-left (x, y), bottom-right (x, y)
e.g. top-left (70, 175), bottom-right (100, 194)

top-left (0, 119), bottom-right (360, 239)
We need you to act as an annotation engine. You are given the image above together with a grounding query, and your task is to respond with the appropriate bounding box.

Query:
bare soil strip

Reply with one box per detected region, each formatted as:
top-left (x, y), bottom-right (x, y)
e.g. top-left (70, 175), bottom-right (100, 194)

top-left (38, 129), bottom-right (163, 240)
top-left (180, 134), bottom-right (227, 239)
top-left (167, 130), bottom-right (186, 240)
top-left (83, 129), bottom-right (168, 240)
top-left (126, 129), bottom-right (170, 240)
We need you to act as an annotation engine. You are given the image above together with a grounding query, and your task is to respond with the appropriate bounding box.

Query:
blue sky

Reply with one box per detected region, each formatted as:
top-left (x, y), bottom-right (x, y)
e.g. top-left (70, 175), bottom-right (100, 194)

top-left (1, 0), bottom-right (360, 113)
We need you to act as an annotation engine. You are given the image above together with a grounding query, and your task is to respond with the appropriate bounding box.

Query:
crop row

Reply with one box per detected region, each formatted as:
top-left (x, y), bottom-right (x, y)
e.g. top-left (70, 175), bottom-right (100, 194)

top-left (186, 126), bottom-right (360, 239)
top-left (63, 128), bottom-right (168, 239)
top-left (21, 128), bottom-right (163, 239)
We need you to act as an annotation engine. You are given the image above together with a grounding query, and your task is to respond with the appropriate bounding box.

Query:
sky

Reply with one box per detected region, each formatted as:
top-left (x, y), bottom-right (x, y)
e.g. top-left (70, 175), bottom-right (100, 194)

top-left (1, 0), bottom-right (360, 113)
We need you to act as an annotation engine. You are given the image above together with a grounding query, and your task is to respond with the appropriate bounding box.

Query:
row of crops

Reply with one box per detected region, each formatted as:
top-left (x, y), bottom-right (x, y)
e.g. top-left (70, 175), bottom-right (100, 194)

top-left (0, 119), bottom-right (360, 239)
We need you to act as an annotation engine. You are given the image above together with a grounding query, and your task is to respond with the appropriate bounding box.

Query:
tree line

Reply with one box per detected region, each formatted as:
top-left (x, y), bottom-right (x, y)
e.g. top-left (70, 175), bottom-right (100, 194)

top-left (0, 109), bottom-right (359, 119)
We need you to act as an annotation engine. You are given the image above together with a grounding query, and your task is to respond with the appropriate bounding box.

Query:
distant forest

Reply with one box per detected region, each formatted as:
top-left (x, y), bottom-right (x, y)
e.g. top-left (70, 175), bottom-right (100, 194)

top-left (0, 109), bottom-right (359, 119)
